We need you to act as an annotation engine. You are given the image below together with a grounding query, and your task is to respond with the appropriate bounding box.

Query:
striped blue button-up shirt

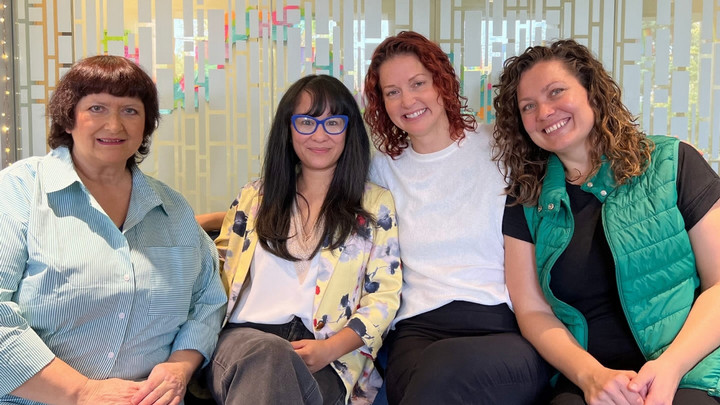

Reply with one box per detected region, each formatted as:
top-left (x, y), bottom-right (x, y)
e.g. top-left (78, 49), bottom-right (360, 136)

top-left (0, 147), bottom-right (227, 402)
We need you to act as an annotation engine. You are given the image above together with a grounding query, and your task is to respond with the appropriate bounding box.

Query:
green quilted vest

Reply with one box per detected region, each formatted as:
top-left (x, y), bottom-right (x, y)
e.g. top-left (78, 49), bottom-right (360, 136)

top-left (523, 135), bottom-right (720, 395)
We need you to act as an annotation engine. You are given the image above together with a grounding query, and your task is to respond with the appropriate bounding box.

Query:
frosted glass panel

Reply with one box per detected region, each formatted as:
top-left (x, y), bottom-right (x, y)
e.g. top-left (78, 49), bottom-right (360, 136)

top-left (9, 0), bottom-right (720, 207)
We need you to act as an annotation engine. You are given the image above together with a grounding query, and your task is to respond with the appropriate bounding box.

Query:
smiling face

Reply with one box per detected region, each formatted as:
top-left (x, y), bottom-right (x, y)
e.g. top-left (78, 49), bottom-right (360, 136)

top-left (68, 93), bottom-right (145, 171)
top-left (291, 91), bottom-right (346, 177)
top-left (517, 59), bottom-right (595, 164)
top-left (378, 53), bottom-right (451, 150)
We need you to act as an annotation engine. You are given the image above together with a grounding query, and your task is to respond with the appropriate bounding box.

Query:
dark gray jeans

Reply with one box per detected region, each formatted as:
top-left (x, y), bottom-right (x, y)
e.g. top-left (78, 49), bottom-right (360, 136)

top-left (206, 317), bottom-right (346, 405)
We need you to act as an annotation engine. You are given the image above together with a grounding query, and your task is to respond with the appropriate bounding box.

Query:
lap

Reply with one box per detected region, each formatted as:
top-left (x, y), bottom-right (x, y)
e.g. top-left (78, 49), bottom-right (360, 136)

top-left (212, 325), bottom-right (296, 368)
top-left (551, 376), bottom-right (720, 405)
top-left (387, 301), bottom-right (540, 373)
top-left (385, 302), bottom-right (550, 404)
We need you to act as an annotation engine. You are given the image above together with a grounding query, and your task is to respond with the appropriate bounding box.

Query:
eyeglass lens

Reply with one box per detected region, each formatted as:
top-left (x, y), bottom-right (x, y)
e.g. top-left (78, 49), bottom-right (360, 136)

top-left (293, 116), bottom-right (346, 134)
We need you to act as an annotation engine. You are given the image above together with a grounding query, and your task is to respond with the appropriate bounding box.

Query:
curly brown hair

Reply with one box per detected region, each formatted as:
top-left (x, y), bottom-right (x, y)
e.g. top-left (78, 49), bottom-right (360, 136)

top-left (363, 31), bottom-right (476, 158)
top-left (492, 39), bottom-right (654, 205)
top-left (48, 55), bottom-right (160, 167)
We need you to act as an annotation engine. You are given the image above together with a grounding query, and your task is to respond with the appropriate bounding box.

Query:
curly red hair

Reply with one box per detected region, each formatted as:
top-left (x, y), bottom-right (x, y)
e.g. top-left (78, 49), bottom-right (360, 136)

top-left (363, 31), bottom-right (476, 158)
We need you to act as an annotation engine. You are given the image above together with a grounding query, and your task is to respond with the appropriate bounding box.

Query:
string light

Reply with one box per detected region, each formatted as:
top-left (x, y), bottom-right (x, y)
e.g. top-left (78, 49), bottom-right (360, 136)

top-left (0, 0), bottom-right (13, 168)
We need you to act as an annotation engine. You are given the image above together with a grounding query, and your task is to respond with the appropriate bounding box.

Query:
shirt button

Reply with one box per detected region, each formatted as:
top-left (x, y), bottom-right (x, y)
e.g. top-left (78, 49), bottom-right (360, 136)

top-left (107, 352), bottom-right (115, 359)
top-left (118, 313), bottom-right (125, 319)
top-left (600, 190), bottom-right (607, 196)
top-left (537, 206), bottom-right (542, 212)
top-left (123, 274), bottom-right (130, 281)
top-left (315, 321), bottom-right (325, 330)
top-left (587, 182), bottom-right (594, 187)
top-left (547, 203), bottom-right (555, 210)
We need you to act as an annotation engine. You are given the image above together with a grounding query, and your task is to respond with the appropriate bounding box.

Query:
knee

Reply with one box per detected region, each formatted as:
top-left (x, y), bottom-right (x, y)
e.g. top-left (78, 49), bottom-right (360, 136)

top-left (213, 329), bottom-right (297, 370)
top-left (415, 334), bottom-right (548, 388)
top-left (241, 333), bottom-right (297, 364)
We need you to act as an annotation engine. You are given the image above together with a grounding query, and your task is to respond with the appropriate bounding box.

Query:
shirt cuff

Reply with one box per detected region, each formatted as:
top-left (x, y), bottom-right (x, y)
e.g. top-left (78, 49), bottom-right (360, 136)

top-left (0, 327), bottom-right (56, 395)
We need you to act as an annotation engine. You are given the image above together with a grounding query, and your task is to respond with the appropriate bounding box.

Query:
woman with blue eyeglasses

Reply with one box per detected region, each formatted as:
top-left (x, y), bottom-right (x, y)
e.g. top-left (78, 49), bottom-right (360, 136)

top-left (205, 74), bottom-right (402, 405)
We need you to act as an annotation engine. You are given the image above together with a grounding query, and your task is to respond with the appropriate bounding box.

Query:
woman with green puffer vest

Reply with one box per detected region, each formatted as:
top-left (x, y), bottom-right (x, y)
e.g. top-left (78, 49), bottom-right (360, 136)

top-left (493, 38), bottom-right (720, 405)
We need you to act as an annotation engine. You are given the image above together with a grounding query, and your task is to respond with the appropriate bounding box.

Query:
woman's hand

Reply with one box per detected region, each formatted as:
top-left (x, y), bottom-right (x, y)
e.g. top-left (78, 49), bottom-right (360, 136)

top-left (131, 361), bottom-right (189, 405)
top-left (131, 350), bottom-right (202, 405)
top-left (291, 339), bottom-right (334, 373)
top-left (291, 328), bottom-right (365, 374)
top-left (578, 366), bottom-right (643, 405)
top-left (77, 378), bottom-right (141, 405)
top-left (628, 359), bottom-right (682, 405)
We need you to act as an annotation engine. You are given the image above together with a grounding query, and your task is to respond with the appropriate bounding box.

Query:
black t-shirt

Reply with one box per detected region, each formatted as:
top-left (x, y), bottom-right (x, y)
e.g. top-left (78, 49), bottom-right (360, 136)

top-left (503, 142), bottom-right (720, 370)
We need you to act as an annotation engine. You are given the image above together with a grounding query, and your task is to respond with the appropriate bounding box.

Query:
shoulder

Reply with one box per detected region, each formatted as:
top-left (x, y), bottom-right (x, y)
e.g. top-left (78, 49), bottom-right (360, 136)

top-left (363, 182), bottom-right (396, 211)
top-left (142, 173), bottom-right (197, 216)
top-left (648, 135), bottom-right (680, 158)
top-left (370, 150), bottom-right (395, 170)
top-left (0, 154), bottom-right (52, 198)
top-left (0, 156), bottom-right (42, 184)
top-left (369, 151), bottom-right (397, 187)
top-left (462, 124), bottom-right (494, 150)
top-left (231, 179), bottom-right (262, 208)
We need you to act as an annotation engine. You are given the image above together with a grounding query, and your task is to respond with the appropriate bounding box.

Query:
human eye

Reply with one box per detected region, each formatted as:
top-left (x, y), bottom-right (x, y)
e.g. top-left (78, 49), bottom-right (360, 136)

top-left (520, 103), bottom-right (535, 113)
top-left (123, 107), bottom-right (140, 115)
top-left (88, 105), bottom-right (105, 113)
top-left (384, 89), bottom-right (399, 98)
top-left (411, 80), bottom-right (425, 88)
top-left (550, 87), bottom-right (565, 97)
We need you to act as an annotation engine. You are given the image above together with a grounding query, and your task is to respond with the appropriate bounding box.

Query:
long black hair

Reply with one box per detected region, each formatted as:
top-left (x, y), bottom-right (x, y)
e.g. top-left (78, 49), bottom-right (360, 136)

top-left (255, 75), bottom-right (374, 260)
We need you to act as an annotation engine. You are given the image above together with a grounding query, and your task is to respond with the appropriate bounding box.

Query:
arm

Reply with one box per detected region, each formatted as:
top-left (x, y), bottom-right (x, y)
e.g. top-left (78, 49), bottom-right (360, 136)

top-left (195, 211), bottom-right (226, 233)
top-left (0, 169), bottom-right (139, 404)
top-left (629, 198), bottom-right (720, 404)
top-left (347, 189), bottom-right (402, 355)
top-left (12, 358), bottom-right (140, 405)
top-left (291, 329), bottom-right (364, 373)
top-left (293, 189), bottom-right (402, 370)
top-left (132, 218), bottom-right (226, 405)
top-left (505, 236), bottom-right (642, 404)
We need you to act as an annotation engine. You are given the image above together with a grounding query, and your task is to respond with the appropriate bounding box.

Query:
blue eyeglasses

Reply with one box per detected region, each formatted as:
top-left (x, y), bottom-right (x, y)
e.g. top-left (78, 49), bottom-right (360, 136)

top-left (291, 114), bottom-right (348, 135)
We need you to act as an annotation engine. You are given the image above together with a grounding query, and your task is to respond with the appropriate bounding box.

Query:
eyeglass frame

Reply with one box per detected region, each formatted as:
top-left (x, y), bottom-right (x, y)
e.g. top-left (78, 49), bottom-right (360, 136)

top-left (291, 114), bottom-right (349, 135)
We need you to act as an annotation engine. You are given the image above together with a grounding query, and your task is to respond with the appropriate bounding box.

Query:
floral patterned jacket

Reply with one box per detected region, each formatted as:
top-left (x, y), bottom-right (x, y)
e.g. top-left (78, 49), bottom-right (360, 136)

top-left (215, 180), bottom-right (402, 404)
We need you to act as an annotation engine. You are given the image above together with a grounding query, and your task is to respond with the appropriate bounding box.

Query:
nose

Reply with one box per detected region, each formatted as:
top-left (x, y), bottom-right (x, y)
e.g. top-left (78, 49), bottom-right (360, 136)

top-left (105, 111), bottom-right (123, 133)
top-left (538, 102), bottom-right (554, 119)
top-left (401, 91), bottom-right (414, 108)
top-left (310, 124), bottom-right (330, 141)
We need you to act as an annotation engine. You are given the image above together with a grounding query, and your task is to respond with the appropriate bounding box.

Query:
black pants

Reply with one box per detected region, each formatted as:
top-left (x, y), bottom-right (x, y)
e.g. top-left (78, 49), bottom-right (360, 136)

top-left (385, 301), bottom-right (551, 405)
top-left (550, 374), bottom-right (720, 405)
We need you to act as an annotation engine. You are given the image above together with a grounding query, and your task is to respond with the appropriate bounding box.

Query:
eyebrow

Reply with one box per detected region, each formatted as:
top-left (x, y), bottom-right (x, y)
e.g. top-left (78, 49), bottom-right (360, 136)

top-left (381, 73), bottom-right (427, 90)
top-left (518, 80), bottom-right (563, 103)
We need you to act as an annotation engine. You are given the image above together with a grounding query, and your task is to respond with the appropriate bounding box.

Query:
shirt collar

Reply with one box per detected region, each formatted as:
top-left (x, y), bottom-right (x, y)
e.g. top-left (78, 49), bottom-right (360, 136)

top-left (125, 164), bottom-right (168, 231)
top-left (42, 146), bottom-right (168, 230)
top-left (537, 154), bottom-right (617, 216)
top-left (42, 147), bottom-right (83, 193)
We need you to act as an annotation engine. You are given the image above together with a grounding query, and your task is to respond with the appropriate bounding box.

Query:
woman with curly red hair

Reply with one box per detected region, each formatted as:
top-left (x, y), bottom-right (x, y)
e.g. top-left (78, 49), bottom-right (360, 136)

top-left (363, 31), bottom-right (550, 404)
top-left (494, 39), bottom-right (720, 404)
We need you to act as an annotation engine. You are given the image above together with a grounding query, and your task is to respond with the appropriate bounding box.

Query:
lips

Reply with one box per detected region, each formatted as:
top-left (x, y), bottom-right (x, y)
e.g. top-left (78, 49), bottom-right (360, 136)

top-left (97, 138), bottom-right (126, 144)
top-left (308, 147), bottom-right (331, 153)
top-left (544, 118), bottom-right (569, 134)
top-left (404, 108), bottom-right (427, 119)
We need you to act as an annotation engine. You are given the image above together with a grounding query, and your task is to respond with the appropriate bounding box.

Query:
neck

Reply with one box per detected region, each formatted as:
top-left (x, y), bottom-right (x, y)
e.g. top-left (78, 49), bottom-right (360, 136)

top-left (73, 156), bottom-right (130, 186)
top-left (410, 133), bottom-right (455, 154)
top-left (557, 157), bottom-right (592, 185)
top-left (556, 145), bottom-right (594, 185)
top-left (408, 114), bottom-right (454, 154)
top-left (296, 168), bottom-right (332, 202)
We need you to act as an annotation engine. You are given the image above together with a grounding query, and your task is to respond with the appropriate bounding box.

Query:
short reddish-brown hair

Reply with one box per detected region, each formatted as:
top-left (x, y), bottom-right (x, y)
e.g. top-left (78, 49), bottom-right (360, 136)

top-left (48, 55), bottom-right (160, 167)
top-left (363, 31), bottom-right (475, 158)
